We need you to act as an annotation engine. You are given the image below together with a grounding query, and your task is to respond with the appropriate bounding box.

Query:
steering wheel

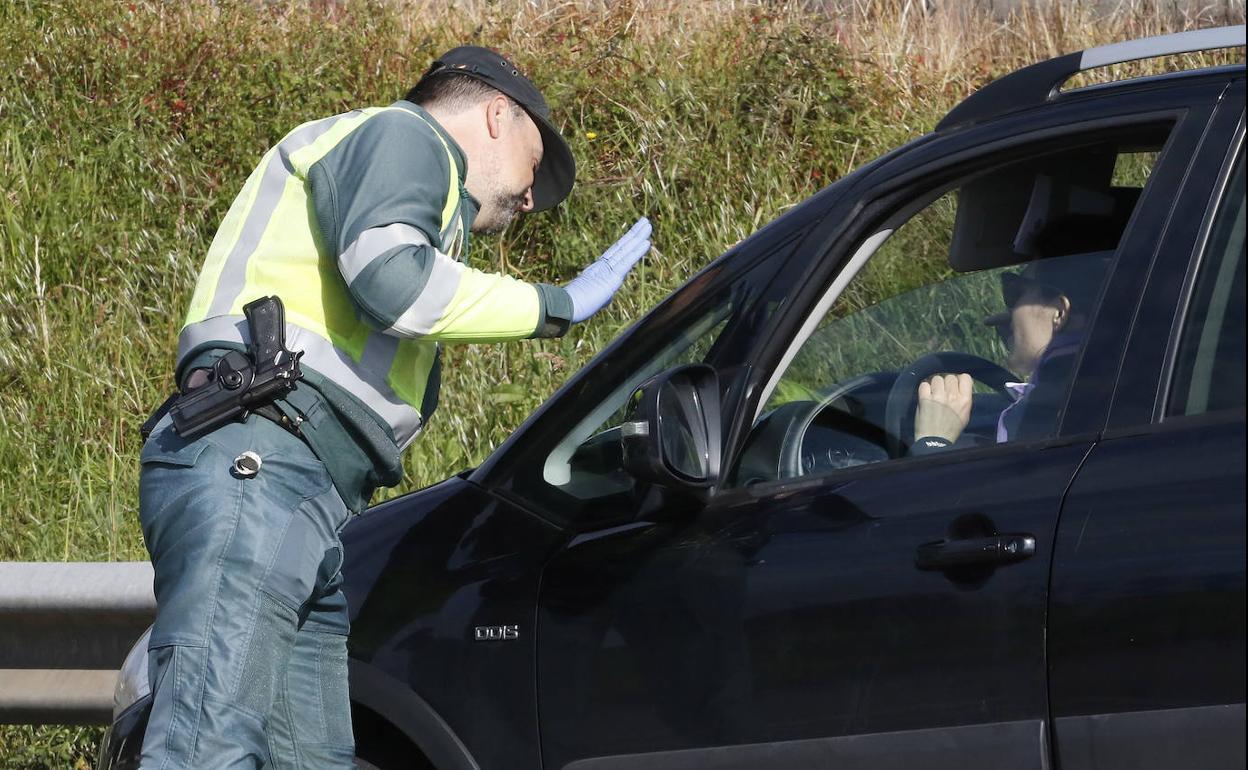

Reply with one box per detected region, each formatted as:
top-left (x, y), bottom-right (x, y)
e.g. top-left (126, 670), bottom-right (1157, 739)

top-left (883, 352), bottom-right (1016, 458)
top-left (777, 374), bottom-right (894, 479)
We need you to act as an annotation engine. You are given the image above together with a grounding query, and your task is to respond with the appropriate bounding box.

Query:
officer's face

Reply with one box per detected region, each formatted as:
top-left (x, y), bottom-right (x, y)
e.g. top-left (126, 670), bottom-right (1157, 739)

top-left (470, 102), bottom-right (541, 234)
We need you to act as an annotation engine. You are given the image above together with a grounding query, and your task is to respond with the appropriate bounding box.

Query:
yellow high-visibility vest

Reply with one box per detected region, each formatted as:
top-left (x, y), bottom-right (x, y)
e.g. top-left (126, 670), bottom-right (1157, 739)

top-left (178, 104), bottom-right (543, 449)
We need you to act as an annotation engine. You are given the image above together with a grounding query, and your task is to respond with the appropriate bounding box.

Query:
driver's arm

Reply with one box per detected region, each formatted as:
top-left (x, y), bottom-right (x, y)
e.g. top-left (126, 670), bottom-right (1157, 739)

top-left (912, 373), bottom-right (973, 455)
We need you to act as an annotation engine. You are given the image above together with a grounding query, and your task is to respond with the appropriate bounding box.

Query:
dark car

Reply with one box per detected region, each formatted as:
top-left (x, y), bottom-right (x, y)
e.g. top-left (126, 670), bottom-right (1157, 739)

top-left (101, 26), bottom-right (1246, 770)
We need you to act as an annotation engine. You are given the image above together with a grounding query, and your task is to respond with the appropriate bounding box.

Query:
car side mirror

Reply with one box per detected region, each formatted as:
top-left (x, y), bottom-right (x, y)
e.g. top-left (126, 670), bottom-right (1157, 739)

top-left (620, 364), bottom-right (721, 493)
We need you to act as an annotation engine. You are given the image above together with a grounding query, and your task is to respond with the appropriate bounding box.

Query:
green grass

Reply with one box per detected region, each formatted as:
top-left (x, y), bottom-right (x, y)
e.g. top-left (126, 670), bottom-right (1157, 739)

top-left (0, 0), bottom-right (884, 565)
top-left (0, 726), bottom-right (97, 770)
top-left (0, 0), bottom-right (1240, 765)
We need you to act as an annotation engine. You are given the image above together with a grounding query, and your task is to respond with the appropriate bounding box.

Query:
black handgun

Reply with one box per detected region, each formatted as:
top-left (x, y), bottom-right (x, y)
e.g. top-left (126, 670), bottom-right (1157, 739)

top-left (240, 294), bottom-right (303, 406)
top-left (169, 296), bottom-right (304, 439)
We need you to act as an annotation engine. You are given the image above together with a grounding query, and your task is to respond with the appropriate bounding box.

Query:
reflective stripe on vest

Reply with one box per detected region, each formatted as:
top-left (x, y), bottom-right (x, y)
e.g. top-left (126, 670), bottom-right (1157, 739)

top-left (179, 106), bottom-right (463, 449)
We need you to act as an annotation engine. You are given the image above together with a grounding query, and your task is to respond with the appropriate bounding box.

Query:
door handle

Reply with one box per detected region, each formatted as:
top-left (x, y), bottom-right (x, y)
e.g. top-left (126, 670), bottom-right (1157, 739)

top-left (915, 534), bottom-right (1035, 570)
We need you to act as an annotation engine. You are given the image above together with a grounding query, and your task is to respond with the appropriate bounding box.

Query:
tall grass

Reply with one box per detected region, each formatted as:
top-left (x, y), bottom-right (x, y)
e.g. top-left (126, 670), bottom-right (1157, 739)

top-left (0, 0), bottom-right (1241, 765)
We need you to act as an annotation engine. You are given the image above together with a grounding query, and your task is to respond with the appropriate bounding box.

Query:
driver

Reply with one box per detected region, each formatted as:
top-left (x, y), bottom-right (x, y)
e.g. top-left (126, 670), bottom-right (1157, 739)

top-left (911, 255), bottom-right (1107, 453)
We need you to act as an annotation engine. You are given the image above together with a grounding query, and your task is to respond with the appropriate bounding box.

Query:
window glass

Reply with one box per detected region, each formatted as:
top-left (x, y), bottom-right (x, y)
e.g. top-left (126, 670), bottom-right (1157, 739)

top-left (1168, 158), bottom-right (1246, 417)
top-left (496, 235), bottom-right (797, 526)
top-left (1112, 150), bottom-right (1160, 187)
top-left (541, 303), bottom-right (732, 500)
top-left (732, 136), bottom-right (1165, 486)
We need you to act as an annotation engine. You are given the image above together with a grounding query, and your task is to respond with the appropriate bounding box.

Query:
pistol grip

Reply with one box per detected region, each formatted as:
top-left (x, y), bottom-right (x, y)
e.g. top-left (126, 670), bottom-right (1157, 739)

top-left (243, 295), bottom-right (286, 366)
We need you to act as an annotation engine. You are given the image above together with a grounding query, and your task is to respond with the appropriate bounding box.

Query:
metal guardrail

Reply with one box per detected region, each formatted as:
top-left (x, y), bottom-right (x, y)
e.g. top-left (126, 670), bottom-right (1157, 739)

top-left (0, 562), bottom-right (155, 725)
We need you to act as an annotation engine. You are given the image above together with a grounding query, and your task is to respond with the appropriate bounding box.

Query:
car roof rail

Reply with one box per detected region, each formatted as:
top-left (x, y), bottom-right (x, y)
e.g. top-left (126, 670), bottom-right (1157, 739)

top-left (937, 25), bottom-right (1246, 131)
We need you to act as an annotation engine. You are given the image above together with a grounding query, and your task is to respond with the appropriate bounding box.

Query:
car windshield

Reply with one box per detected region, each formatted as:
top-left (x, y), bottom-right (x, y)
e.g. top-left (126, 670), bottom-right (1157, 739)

top-left (482, 234), bottom-right (798, 526)
top-left (541, 297), bottom-right (735, 494)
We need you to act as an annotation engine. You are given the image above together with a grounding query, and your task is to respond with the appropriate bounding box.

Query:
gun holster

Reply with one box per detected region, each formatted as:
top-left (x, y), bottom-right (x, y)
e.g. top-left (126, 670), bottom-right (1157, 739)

top-left (143, 296), bottom-right (304, 441)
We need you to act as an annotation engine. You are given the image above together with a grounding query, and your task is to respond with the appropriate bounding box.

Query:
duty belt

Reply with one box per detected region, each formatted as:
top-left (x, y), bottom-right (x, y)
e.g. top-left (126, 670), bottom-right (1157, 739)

top-left (141, 296), bottom-right (304, 441)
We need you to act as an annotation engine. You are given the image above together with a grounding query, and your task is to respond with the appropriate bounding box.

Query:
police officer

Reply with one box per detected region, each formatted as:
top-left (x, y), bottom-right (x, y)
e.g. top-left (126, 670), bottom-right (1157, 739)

top-left (138, 46), bottom-right (650, 768)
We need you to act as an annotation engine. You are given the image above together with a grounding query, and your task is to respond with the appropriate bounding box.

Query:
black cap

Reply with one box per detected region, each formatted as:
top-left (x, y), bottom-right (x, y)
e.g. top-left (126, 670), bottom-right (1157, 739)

top-left (416, 46), bottom-right (575, 212)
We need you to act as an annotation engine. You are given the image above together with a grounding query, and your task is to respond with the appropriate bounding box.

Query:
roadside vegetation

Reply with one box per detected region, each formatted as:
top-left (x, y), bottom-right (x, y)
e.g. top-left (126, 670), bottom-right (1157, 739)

top-left (0, 0), bottom-right (1241, 765)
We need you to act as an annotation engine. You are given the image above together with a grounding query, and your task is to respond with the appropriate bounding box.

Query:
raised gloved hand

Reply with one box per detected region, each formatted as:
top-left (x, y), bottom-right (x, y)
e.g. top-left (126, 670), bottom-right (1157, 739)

top-left (564, 217), bottom-right (652, 323)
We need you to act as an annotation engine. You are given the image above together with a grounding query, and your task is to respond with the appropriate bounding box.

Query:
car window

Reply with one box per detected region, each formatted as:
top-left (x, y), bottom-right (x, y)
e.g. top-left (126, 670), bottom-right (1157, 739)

top-left (731, 135), bottom-right (1166, 486)
top-left (1167, 156), bottom-right (1246, 417)
top-left (541, 298), bottom-right (734, 498)
top-left (491, 233), bottom-right (799, 526)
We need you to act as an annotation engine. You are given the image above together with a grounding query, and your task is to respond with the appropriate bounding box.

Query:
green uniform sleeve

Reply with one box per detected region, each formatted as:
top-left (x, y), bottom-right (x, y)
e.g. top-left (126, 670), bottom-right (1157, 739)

top-left (308, 107), bottom-right (571, 341)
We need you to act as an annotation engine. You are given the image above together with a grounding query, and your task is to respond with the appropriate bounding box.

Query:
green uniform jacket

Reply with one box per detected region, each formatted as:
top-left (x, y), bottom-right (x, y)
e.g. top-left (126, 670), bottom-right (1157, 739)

top-left (178, 101), bottom-right (572, 510)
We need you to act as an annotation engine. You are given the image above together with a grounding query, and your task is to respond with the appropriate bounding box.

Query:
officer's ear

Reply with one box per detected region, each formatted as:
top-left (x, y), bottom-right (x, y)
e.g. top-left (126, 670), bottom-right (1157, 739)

top-left (484, 94), bottom-right (511, 140)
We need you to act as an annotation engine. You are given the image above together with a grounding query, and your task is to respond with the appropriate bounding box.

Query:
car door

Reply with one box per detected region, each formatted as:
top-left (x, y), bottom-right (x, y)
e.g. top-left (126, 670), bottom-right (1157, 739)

top-left (1047, 94), bottom-right (1245, 770)
top-left (474, 80), bottom-right (1226, 770)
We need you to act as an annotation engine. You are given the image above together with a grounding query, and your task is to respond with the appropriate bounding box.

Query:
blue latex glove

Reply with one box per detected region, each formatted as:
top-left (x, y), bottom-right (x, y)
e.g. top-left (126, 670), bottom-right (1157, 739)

top-left (565, 217), bottom-right (652, 323)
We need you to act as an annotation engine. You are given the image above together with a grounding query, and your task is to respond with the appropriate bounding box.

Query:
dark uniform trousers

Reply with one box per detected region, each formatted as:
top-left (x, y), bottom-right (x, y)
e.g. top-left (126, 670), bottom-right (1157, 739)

top-left (137, 414), bottom-right (354, 769)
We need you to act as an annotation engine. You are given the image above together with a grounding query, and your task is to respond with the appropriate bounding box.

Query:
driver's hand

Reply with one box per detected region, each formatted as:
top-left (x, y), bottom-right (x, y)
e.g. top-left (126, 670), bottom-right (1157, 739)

top-left (915, 373), bottom-right (973, 443)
